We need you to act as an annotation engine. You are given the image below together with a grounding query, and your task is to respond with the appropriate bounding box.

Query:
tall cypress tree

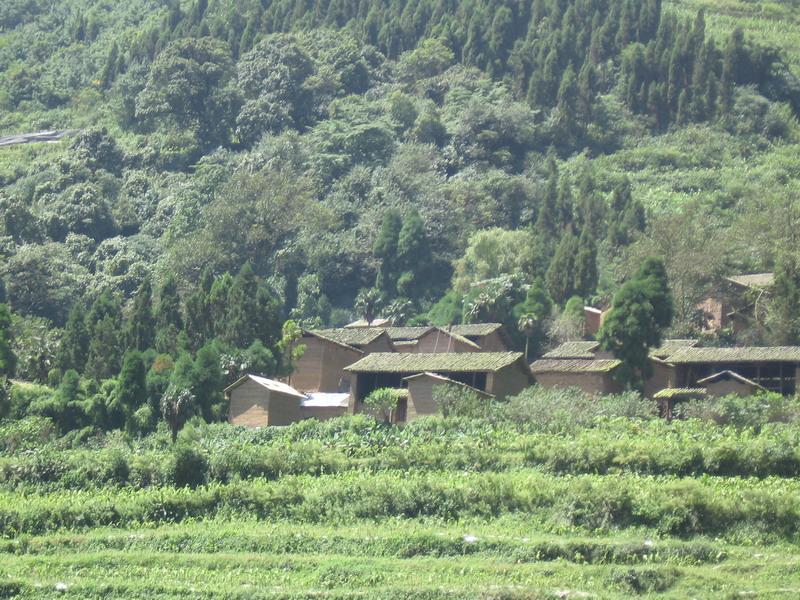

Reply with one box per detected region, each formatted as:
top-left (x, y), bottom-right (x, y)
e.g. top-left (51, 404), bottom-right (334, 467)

top-left (85, 291), bottom-right (123, 381)
top-left (545, 232), bottom-right (579, 304)
top-left (127, 277), bottom-right (155, 352)
top-left (155, 275), bottom-right (183, 355)
top-left (599, 257), bottom-right (673, 390)
top-left (373, 210), bottom-right (403, 297)
top-left (58, 304), bottom-right (90, 374)
top-left (111, 350), bottom-right (147, 432)
top-left (396, 209), bottom-right (430, 299)
top-left (0, 304), bottom-right (16, 378)
top-left (225, 262), bottom-right (260, 348)
top-left (574, 229), bottom-right (599, 299)
top-left (193, 343), bottom-right (223, 421)
top-left (209, 273), bottom-right (233, 340)
top-left (185, 268), bottom-right (214, 350)
top-left (555, 177), bottom-right (574, 230)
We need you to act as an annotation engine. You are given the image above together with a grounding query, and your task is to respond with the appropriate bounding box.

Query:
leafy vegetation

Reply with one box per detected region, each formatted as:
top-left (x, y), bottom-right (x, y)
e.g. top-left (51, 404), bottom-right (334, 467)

top-left (1, 1), bottom-right (800, 595)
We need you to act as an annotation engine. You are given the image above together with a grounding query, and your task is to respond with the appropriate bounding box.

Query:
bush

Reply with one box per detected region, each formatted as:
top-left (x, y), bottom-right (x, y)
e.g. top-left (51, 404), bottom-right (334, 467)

top-left (506, 386), bottom-right (655, 432)
top-left (433, 383), bottom-right (500, 421)
top-left (169, 443), bottom-right (208, 488)
top-left (7, 381), bottom-right (52, 419)
top-left (677, 393), bottom-right (800, 429)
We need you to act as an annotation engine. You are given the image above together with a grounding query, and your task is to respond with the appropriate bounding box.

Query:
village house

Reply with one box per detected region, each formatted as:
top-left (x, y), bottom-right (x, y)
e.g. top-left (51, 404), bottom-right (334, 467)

top-left (289, 324), bottom-right (511, 395)
top-left (344, 351), bottom-right (534, 416)
top-left (696, 272), bottom-right (774, 335)
top-left (226, 374), bottom-right (349, 428)
top-left (666, 346), bottom-right (800, 395)
top-left (534, 338), bottom-right (800, 400)
top-left (287, 328), bottom-right (395, 394)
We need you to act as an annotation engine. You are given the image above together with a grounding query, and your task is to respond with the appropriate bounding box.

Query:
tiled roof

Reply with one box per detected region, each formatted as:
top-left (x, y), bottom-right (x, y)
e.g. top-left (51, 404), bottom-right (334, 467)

top-left (653, 388), bottom-right (707, 399)
top-left (649, 339), bottom-right (699, 359)
top-left (668, 346), bottom-right (800, 364)
top-left (725, 273), bottom-right (774, 289)
top-left (383, 326), bottom-right (434, 340)
top-left (224, 374), bottom-right (306, 398)
top-left (530, 358), bottom-right (621, 374)
top-left (311, 326), bottom-right (481, 350)
top-left (449, 323), bottom-right (503, 337)
top-left (308, 328), bottom-right (385, 348)
top-left (542, 341), bottom-right (600, 359)
top-left (345, 352), bottom-right (526, 373)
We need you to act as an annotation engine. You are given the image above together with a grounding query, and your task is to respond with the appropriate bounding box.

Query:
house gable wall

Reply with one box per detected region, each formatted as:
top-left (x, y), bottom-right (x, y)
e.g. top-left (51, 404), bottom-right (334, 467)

top-left (292, 336), bottom-right (361, 393)
top-left (228, 380), bottom-right (270, 427)
top-left (415, 330), bottom-right (477, 353)
top-left (487, 363), bottom-right (532, 400)
top-left (705, 378), bottom-right (759, 397)
top-left (534, 371), bottom-right (621, 396)
top-left (474, 331), bottom-right (508, 352)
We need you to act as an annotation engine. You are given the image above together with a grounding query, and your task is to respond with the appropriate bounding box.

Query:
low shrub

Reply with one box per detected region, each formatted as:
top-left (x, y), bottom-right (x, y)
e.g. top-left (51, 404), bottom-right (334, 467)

top-left (169, 444), bottom-right (208, 488)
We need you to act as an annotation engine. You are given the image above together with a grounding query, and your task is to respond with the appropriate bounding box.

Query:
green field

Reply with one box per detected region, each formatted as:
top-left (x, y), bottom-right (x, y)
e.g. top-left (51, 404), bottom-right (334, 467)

top-left (3, 397), bottom-right (800, 598)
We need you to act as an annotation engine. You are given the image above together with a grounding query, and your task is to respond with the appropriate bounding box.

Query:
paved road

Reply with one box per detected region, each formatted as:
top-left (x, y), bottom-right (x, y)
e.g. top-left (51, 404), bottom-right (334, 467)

top-left (0, 129), bottom-right (79, 147)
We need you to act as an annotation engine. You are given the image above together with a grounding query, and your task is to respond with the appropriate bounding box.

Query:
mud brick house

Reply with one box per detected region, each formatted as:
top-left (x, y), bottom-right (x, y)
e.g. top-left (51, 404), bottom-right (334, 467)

top-left (288, 328), bottom-right (395, 394)
top-left (531, 339), bottom-right (700, 397)
top-left (344, 351), bottom-right (534, 414)
top-left (696, 272), bottom-right (774, 335)
top-left (666, 346), bottom-right (800, 395)
top-left (289, 324), bottom-right (511, 395)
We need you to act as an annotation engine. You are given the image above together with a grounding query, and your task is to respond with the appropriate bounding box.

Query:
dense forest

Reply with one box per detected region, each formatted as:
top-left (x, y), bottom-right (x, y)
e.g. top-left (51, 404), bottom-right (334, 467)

top-left (0, 0), bottom-right (799, 431)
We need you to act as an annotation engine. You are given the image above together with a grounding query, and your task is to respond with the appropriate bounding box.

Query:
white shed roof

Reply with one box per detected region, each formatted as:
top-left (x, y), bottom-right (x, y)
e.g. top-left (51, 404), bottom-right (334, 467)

top-left (224, 374), bottom-right (306, 399)
top-left (301, 392), bottom-right (350, 408)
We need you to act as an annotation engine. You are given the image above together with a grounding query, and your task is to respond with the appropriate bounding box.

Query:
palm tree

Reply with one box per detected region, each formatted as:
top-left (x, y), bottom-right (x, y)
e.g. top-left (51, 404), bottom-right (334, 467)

top-left (354, 287), bottom-right (383, 324)
top-left (518, 313), bottom-right (537, 362)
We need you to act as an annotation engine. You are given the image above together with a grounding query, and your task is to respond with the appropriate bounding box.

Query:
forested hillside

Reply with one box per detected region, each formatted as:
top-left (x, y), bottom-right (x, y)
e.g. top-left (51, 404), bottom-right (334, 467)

top-left (0, 0), bottom-right (799, 405)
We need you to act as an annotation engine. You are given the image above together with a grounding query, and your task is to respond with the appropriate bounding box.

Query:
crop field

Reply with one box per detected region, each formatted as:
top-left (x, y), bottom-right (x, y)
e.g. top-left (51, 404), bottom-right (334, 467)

top-left (3, 393), bottom-right (800, 599)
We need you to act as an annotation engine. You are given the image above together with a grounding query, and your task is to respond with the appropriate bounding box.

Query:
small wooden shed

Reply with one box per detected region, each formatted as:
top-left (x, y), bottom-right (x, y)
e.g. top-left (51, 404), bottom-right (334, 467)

top-left (697, 370), bottom-right (766, 397)
top-left (226, 375), bottom-right (306, 427)
top-left (402, 372), bottom-right (494, 422)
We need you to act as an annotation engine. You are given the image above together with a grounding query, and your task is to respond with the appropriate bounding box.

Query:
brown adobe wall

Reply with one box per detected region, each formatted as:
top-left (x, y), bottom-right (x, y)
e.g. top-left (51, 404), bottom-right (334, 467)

top-left (228, 380), bottom-right (270, 427)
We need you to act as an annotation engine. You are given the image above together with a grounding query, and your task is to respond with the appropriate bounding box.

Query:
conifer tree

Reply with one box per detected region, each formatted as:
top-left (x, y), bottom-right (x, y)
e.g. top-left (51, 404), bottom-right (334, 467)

top-left (396, 209), bottom-right (430, 299)
top-left (155, 275), bottom-right (183, 355)
top-left (599, 257), bottom-right (673, 389)
top-left (185, 268), bottom-right (214, 350)
top-left (209, 273), bottom-right (233, 340)
top-left (574, 229), bottom-right (599, 299)
top-left (127, 277), bottom-right (155, 352)
top-left (373, 210), bottom-right (403, 297)
top-left (110, 350), bottom-right (147, 432)
top-left (545, 232), bottom-right (579, 304)
top-left (58, 304), bottom-right (89, 374)
top-left (555, 177), bottom-right (574, 230)
top-left (100, 41), bottom-right (119, 89)
top-left (193, 343), bottom-right (223, 421)
top-left (0, 304), bottom-right (15, 378)
top-left (85, 291), bottom-right (123, 381)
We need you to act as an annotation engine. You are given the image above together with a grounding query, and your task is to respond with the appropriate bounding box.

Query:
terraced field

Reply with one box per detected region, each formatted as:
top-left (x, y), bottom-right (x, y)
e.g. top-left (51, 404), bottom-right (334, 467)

top-left (2, 411), bottom-right (800, 598)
